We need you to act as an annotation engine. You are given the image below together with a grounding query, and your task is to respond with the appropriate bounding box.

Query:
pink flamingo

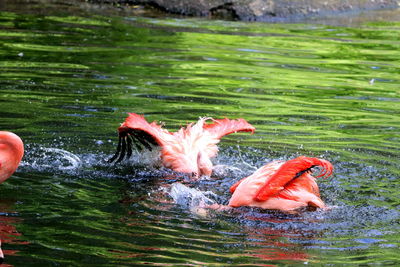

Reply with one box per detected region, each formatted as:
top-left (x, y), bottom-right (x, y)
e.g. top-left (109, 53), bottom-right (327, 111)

top-left (0, 240), bottom-right (3, 264)
top-left (0, 131), bottom-right (24, 263)
top-left (109, 113), bottom-right (255, 178)
top-left (228, 156), bottom-right (333, 212)
top-left (0, 131), bottom-right (24, 184)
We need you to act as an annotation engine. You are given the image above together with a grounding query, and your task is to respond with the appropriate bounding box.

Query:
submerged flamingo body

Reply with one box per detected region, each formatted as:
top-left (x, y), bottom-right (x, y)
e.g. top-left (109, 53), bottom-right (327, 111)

top-left (0, 131), bottom-right (24, 184)
top-left (229, 156), bottom-right (333, 211)
top-left (110, 113), bottom-right (255, 178)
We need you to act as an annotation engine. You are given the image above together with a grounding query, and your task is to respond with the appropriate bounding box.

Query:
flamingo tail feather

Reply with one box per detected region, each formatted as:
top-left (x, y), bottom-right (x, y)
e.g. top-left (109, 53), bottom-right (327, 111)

top-left (109, 113), bottom-right (167, 163)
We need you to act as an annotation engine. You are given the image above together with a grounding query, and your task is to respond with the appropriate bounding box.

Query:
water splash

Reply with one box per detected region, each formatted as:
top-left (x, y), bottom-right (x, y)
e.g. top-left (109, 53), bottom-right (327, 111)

top-left (20, 146), bottom-right (82, 172)
top-left (170, 182), bottom-right (218, 210)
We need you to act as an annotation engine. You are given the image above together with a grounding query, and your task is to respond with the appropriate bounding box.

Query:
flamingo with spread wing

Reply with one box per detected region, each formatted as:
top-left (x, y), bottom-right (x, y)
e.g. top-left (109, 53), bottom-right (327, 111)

top-left (229, 156), bottom-right (333, 211)
top-left (109, 113), bottom-right (255, 178)
top-left (0, 131), bottom-right (24, 184)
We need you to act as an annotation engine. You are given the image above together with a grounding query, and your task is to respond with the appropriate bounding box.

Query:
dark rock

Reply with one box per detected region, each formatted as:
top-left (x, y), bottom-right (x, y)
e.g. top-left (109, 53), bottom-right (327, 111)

top-left (90, 0), bottom-right (400, 21)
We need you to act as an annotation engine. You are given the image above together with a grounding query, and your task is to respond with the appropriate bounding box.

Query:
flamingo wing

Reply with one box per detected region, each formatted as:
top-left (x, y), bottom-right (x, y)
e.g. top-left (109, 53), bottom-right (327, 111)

top-left (254, 156), bottom-right (333, 202)
top-left (229, 177), bottom-right (247, 194)
top-left (275, 173), bottom-right (325, 207)
top-left (109, 113), bottom-right (170, 163)
top-left (203, 118), bottom-right (255, 139)
top-left (229, 160), bottom-right (283, 194)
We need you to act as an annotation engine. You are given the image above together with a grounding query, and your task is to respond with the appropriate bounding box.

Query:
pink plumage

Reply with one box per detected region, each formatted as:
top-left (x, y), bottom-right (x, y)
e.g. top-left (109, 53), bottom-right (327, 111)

top-left (0, 131), bottom-right (24, 184)
top-left (110, 113), bottom-right (255, 178)
top-left (229, 156), bottom-right (333, 211)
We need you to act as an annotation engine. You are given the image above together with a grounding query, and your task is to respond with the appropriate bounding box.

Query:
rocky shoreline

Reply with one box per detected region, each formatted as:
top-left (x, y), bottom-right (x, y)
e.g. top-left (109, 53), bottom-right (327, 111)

top-left (89, 0), bottom-right (399, 21)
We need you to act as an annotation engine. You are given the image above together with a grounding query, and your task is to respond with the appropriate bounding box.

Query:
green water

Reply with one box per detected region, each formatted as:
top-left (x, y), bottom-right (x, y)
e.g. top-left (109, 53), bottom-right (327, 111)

top-left (0, 1), bottom-right (399, 266)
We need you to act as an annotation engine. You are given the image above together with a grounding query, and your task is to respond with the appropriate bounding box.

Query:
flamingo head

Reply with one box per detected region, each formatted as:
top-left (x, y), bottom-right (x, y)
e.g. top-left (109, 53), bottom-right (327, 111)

top-left (0, 131), bottom-right (24, 184)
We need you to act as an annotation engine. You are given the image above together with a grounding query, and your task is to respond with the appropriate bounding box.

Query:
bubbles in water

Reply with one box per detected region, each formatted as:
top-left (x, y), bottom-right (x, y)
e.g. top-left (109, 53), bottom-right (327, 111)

top-left (95, 140), bottom-right (104, 145)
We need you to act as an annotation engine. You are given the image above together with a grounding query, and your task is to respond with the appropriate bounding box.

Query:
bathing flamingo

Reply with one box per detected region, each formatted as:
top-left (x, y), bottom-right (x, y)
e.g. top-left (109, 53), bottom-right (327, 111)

top-left (109, 113), bottom-right (255, 178)
top-left (0, 131), bottom-right (24, 184)
top-left (228, 156), bottom-right (333, 212)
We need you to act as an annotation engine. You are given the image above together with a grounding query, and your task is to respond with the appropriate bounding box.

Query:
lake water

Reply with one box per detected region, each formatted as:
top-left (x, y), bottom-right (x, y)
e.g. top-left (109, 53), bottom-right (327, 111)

top-left (0, 1), bottom-right (399, 266)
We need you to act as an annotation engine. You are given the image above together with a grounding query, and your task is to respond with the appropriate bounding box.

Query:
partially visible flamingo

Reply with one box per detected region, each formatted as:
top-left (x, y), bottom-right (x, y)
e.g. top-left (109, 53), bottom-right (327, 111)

top-left (0, 240), bottom-right (3, 264)
top-left (0, 131), bottom-right (24, 264)
top-left (109, 113), bottom-right (255, 178)
top-left (0, 131), bottom-right (24, 184)
top-left (228, 156), bottom-right (333, 212)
